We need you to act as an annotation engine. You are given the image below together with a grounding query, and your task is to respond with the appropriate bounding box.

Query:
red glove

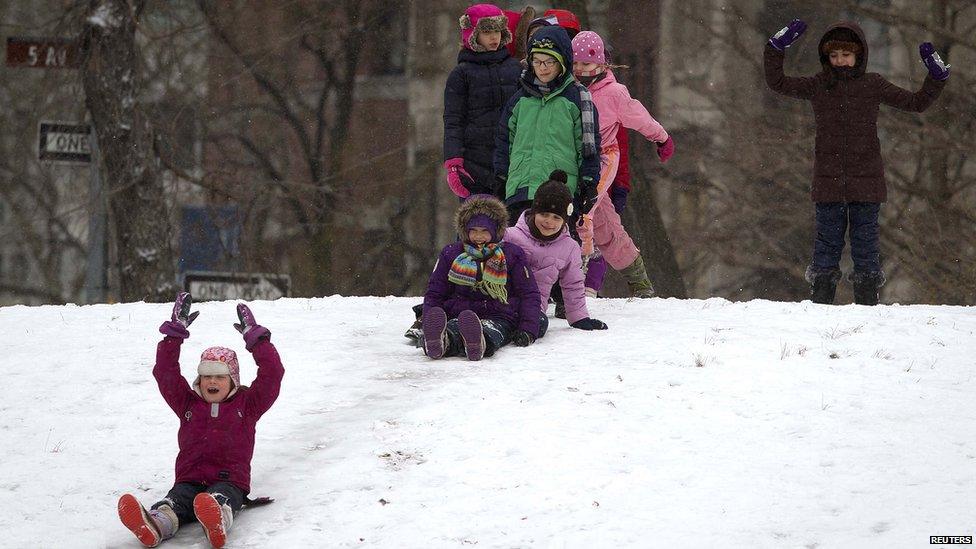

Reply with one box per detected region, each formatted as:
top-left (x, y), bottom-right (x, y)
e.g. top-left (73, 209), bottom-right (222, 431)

top-left (444, 158), bottom-right (473, 198)
top-left (656, 136), bottom-right (674, 163)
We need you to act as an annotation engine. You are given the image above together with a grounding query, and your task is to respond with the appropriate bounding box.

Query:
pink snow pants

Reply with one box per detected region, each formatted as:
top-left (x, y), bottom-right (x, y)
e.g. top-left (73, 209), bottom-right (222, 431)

top-left (590, 147), bottom-right (640, 270)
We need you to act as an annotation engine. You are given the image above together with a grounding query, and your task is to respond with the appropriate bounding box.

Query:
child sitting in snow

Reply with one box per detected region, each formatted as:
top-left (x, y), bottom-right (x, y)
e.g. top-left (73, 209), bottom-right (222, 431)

top-left (117, 293), bottom-right (283, 548)
top-left (502, 170), bottom-right (608, 331)
top-left (422, 194), bottom-right (542, 360)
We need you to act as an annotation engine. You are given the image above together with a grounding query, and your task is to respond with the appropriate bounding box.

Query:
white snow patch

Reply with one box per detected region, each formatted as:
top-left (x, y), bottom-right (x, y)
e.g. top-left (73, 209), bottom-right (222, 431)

top-left (87, 3), bottom-right (122, 29)
top-left (1, 296), bottom-right (974, 547)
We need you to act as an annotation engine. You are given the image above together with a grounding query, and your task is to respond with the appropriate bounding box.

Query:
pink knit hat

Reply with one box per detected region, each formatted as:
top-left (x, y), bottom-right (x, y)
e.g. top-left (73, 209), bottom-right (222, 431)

top-left (459, 4), bottom-right (512, 52)
top-left (194, 346), bottom-right (241, 393)
top-left (572, 30), bottom-right (606, 65)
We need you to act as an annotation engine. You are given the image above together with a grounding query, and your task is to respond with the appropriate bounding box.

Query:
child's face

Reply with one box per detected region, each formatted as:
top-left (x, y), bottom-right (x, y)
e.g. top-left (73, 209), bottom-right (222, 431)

top-left (200, 375), bottom-right (232, 403)
top-left (534, 212), bottom-right (564, 236)
top-left (829, 50), bottom-right (856, 67)
top-left (477, 31), bottom-right (502, 51)
top-left (572, 61), bottom-right (604, 76)
top-left (467, 227), bottom-right (493, 246)
top-left (531, 53), bottom-right (561, 83)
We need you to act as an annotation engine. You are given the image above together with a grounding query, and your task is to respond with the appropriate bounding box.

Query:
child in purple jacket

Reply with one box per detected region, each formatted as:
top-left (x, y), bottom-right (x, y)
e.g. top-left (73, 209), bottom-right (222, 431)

top-left (503, 170), bottom-right (607, 331)
top-left (118, 293), bottom-right (283, 549)
top-left (423, 194), bottom-right (542, 360)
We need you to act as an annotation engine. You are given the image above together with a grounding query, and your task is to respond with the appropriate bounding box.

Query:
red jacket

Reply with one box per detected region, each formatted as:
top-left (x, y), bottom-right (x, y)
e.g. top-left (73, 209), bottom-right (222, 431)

top-left (154, 336), bottom-right (284, 494)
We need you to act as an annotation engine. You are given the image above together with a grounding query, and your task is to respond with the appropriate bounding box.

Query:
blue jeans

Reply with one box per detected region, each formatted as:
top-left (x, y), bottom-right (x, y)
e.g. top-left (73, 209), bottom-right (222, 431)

top-left (810, 202), bottom-right (881, 274)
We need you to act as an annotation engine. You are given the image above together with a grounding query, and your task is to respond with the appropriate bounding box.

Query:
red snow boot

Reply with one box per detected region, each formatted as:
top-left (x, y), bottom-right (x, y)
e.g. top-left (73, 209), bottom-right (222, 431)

top-left (118, 494), bottom-right (162, 548)
top-left (193, 492), bottom-right (233, 548)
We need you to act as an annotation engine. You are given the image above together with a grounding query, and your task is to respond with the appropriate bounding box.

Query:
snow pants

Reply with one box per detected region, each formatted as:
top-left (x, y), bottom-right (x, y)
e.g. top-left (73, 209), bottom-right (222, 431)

top-left (810, 202), bottom-right (881, 275)
top-left (443, 312), bottom-right (549, 357)
top-left (583, 146), bottom-right (641, 291)
top-left (152, 482), bottom-right (245, 526)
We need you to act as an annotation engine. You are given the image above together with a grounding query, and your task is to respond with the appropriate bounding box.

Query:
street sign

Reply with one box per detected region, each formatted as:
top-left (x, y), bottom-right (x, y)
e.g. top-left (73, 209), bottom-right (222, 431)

top-left (184, 271), bottom-right (291, 301)
top-left (5, 37), bottom-right (81, 69)
top-left (38, 122), bottom-right (92, 163)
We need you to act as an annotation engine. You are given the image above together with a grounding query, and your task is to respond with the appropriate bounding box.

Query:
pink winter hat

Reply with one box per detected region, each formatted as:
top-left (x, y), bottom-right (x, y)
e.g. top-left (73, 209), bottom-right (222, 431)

top-left (572, 30), bottom-right (606, 65)
top-left (460, 4), bottom-right (512, 52)
top-left (194, 346), bottom-right (241, 390)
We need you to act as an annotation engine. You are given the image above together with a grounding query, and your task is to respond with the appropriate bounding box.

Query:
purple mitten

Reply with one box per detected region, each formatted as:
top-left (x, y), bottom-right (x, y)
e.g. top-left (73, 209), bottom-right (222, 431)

top-left (159, 291), bottom-right (199, 339)
top-left (234, 303), bottom-right (271, 351)
top-left (444, 158), bottom-right (472, 198)
top-left (768, 19), bottom-right (806, 51)
top-left (919, 42), bottom-right (950, 81)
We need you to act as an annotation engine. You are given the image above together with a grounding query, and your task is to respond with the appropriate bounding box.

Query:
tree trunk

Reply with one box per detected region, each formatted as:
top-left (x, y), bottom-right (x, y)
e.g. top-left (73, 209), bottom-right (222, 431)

top-left (81, 0), bottom-right (175, 302)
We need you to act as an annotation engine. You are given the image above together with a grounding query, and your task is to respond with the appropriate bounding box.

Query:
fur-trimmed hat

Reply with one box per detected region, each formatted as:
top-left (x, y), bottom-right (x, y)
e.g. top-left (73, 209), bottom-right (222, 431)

top-left (193, 346), bottom-right (240, 398)
top-left (460, 4), bottom-right (512, 52)
top-left (531, 170), bottom-right (574, 219)
top-left (455, 194), bottom-right (509, 243)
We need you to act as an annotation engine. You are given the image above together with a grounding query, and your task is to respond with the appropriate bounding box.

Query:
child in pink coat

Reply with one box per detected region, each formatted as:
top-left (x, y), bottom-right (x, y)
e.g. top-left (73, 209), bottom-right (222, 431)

top-left (572, 30), bottom-right (674, 298)
top-left (117, 293), bottom-right (283, 549)
top-left (503, 170), bottom-right (607, 331)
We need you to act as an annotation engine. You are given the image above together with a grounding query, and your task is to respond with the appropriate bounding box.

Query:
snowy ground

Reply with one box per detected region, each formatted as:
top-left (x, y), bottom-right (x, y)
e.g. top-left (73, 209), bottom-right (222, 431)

top-left (2, 296), bottom-right (974, 548)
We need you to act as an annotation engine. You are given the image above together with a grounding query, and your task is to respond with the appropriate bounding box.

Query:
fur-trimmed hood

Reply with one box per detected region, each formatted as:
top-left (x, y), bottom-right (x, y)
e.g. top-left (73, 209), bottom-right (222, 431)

top-left (460, 4), bottom-right (512, 52)
top-left (455, 194), bottom-right (509, 242)
top-left (818, 21), bottom-right (868, 78)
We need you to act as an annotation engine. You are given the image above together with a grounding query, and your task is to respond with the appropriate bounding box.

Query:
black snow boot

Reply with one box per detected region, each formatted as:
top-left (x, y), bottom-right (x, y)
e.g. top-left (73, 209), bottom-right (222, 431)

top-left (403, 303), bottom-right (424, 346)
top-left (806, 266), bottom-right (841, 305)
top-left (551, 283), bottom-right (566, 319)
top-left (850, 271), bottom-right (885, 306)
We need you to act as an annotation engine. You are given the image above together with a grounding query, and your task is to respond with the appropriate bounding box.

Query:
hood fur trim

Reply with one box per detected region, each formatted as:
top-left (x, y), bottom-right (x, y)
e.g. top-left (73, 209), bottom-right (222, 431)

top-left (455, 195), bottom-right (509, 243)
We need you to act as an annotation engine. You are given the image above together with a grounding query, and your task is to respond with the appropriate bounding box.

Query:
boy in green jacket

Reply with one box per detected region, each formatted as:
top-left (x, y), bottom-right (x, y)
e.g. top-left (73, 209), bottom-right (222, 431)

top-left (494, 24), bottom-right (601, 224)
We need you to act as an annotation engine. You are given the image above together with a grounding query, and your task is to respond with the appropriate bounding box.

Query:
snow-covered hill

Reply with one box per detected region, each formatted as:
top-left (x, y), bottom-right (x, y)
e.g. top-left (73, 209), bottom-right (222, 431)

top-left (2, 296), bottom-right (974, 548)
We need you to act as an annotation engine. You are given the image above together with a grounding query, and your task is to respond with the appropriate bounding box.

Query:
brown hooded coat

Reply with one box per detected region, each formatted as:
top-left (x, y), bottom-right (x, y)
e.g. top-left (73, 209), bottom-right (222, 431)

top-left (764, 21), bottom-right (946, 203)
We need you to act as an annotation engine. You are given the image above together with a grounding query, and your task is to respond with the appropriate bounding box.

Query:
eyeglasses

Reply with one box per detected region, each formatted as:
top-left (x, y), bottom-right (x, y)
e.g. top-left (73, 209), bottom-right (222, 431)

top-left (531, 59), bottom-right (558, 69)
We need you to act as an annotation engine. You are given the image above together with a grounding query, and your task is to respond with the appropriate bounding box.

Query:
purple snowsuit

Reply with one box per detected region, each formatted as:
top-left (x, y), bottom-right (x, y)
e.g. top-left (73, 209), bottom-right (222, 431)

top-left (153, 336), bottom-right (284, 494)
top-left (423, 241), bottom-right (542, 338)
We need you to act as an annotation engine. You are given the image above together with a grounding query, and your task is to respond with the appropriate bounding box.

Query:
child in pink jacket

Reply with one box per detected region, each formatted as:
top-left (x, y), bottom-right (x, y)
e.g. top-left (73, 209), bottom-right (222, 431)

top-left (572, 30), bottom-right (674, 298)
top-left (117, 293), bottom-right (283, 549)
top-left (503, 171), bottom-right (607, 331)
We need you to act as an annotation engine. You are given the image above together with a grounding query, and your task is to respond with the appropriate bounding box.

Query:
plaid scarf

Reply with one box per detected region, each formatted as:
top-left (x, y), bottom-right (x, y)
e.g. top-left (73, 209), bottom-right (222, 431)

top-left (448, 243), bottom-right (509, 304)
top-left (532, 76), bottom-right (552, 96)
top-left (578, 84), bottom-right (597, 158)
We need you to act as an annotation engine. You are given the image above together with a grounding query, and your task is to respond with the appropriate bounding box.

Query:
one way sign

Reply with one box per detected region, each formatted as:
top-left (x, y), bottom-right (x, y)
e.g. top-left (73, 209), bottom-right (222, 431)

top-left (38, 122), bottom-right (92, 163)
top-left (184, 271), bottom-right (291, 301)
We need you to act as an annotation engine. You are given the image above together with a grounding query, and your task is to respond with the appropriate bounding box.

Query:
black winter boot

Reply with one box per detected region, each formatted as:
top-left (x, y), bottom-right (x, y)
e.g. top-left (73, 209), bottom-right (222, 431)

top-left (850, 271), bottom-right (885, 306)
top-left (404, 303), bottom-right (424, 346)
top-left (551, 283), bottom-right (566, 319)
top-left (806, 266), bottom-right (841, 304)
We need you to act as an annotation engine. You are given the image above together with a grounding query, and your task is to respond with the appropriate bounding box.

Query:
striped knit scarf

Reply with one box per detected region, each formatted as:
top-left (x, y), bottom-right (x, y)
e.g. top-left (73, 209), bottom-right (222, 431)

top-left (448, 243), bottom-right (509, 304)
top-left (578, 84), bottom-right (597, 157)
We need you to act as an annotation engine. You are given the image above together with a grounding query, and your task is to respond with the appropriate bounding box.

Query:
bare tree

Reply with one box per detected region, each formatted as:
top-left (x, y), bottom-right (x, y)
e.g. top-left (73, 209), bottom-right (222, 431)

top-left (193, 0), bottom-right (418, 296)
top-left (80, 0), bottom-right (176, 302)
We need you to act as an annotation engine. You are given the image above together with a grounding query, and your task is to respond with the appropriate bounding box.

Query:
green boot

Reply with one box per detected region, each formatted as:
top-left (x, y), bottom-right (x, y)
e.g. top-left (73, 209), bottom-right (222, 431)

top-left (620, 255), bottom-right (655, 298)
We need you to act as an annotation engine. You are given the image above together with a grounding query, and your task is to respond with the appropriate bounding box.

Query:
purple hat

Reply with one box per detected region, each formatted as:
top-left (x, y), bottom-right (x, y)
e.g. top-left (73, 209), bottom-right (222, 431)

top-left (465, 213), bottom-right (500, 243)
